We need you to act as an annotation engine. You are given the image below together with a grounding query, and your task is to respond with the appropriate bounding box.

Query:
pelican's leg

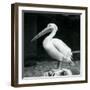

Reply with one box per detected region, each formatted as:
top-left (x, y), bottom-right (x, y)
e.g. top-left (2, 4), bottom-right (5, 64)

top-left (68, 61), bottom-right (75, 69)
top-left (59, 61), bottom-right (63, 69)
top-left (57, 61), bottom-right (62, 70)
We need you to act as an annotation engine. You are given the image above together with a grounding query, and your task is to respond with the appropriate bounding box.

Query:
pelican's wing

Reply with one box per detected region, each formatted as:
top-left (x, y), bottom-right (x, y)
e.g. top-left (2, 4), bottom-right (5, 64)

top-left (52, 38), bottom-right (72, 57)
top-left (52, 38), bottom-right (74, 65)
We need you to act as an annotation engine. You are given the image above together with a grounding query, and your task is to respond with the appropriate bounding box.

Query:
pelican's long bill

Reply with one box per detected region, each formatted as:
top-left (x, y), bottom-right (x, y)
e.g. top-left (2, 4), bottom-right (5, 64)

top-left (31, 26), bottom-right (52, 42)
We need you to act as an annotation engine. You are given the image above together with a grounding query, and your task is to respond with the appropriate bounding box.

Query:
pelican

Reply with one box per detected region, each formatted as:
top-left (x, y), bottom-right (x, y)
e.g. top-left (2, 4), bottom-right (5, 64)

top-left (31, 23), bottom-right (74, 70)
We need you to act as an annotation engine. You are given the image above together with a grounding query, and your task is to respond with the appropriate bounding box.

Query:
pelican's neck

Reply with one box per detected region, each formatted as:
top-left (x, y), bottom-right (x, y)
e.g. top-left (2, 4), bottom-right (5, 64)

top-left (47, 30), bottom-right (56, 39)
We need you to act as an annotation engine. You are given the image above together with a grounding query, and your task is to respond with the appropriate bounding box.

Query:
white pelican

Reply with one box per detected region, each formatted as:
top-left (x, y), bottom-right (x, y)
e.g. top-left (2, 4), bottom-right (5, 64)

top-left (31, 23), bottom-right (74, 70)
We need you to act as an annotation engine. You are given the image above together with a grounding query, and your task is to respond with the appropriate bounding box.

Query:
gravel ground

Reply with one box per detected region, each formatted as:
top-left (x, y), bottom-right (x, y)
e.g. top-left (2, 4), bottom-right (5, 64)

top-left (24, 60), bottom-right (80, 77)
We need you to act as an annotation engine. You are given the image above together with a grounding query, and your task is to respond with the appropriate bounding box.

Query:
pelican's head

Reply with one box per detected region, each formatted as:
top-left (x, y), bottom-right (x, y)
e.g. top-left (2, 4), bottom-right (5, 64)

top-left (47, 23), bottom-right (58, 32)
top-left (31, 23), bottom-right (58, 42)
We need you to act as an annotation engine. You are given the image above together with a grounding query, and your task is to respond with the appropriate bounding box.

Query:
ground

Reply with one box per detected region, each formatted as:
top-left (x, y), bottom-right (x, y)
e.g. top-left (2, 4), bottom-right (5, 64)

top-left (24, 60), bottom-right (80, 77)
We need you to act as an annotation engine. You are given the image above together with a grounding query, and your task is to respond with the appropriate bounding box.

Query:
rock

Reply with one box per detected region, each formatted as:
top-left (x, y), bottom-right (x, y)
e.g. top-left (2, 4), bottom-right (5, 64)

top-left (43, 68), bottom-right (72, 77)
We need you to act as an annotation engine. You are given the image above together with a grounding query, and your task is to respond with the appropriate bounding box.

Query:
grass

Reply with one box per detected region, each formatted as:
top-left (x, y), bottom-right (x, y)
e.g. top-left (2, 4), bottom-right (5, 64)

top-left (24, 59), bottom-right (80, 77)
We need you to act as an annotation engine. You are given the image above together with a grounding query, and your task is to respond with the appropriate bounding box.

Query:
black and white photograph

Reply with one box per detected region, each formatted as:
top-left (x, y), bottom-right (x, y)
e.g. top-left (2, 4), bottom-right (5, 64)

top-left (11, 3), bottom-right (87, 87)
top-left (24, 11), bottom-right (80, 77)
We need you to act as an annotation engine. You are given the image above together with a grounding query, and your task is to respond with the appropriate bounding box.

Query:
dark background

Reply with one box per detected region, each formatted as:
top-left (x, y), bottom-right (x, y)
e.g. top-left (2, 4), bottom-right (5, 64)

top-left (23, 11), bottom-right (80, 67)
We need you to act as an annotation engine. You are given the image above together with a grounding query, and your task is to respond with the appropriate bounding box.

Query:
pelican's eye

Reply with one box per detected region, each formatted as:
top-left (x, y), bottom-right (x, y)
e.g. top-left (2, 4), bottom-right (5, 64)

top-left (48, 24), bottom-right (52, 28)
